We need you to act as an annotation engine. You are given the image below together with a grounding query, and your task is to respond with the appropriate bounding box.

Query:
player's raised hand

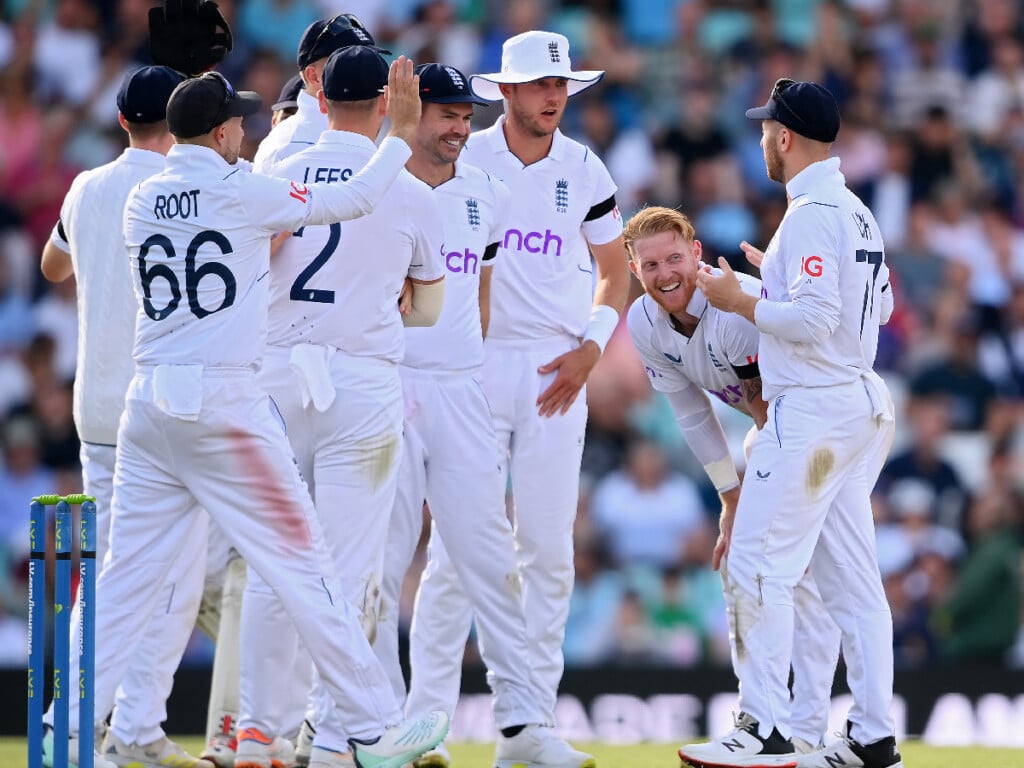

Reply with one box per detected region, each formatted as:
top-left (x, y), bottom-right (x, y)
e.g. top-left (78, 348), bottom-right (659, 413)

top-left (149, 0), bottom-right (232, 76)
top-left (697, 256), bottom-right (741, 309)
top-left (536, 343), bottom-right (601, 417)
top-left (740, 240), bottom-right (765, 268)
top-left (385, 56), bottom-right (422, 146)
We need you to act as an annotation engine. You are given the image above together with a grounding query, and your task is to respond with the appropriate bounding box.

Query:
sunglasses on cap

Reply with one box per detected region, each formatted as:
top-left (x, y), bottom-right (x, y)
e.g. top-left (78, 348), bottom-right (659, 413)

top-left (312, 13), bottom-right (371, 56)
top-left (770, 78), bottom-right (808, 129)
top-left (200, 70), bottom-right (236, 128)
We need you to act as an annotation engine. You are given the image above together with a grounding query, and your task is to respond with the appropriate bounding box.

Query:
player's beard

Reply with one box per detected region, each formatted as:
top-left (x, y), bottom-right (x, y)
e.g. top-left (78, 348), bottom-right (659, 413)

top-left (508, 99), bottom-right (562, 138)
top-left (764, 140), bottom-right (784, 183)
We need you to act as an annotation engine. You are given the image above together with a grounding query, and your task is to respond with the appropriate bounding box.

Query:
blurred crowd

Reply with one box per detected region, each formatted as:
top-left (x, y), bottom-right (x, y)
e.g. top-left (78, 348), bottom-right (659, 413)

top-left (0, 0), bottom-right (1022, 673)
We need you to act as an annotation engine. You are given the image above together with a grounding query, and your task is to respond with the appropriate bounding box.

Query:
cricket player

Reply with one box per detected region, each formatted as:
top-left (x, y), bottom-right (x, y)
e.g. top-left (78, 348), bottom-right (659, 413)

top-left (38, 65), bottom-right (216, 768)
top-left (236, 46), bottom-right (446, 768)
top-left (378, 62), bottom-right (591, 768)
top-left (621, 206), bottom-right (844, 756)
top-left (271, 74), bottom-right (303, 127)
top-left (241, 17), bottom-right (388, 756)
top-left (679, 80), bottom-right (903, 768)
top-left (69, 62), bottom-right (449, 768)
top-left (405, 31), bottom-right (631, 765)
top-left (254, 14), bottom-right (386, 174)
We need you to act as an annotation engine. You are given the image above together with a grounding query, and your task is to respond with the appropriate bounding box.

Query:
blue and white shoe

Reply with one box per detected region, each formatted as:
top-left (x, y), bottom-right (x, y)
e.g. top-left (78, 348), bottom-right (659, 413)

top-left (348, 710), bottom-right (449, 768)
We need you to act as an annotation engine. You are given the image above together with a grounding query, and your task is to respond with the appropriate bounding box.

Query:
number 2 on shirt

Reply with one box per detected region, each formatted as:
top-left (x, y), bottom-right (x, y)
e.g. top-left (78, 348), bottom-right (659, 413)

top-left (289, 223), bottom-right (340, 304)
top-left (855, 248), bottom-right (883, 337)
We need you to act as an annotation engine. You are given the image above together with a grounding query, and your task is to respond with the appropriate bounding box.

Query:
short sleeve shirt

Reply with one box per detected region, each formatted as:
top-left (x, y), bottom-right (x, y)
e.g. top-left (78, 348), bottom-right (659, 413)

top-left (627, 272), bottom-right (763, 415)
top-left (402, 161), bottom-right (510, 372)
top-left (268, 131), bottom-right (445, 363)
top-left (460, 116), bottom-right (622, 341)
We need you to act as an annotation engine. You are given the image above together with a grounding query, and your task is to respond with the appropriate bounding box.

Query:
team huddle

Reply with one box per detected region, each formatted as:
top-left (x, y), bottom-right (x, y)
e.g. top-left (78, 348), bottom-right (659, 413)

top-left (38, 5), bottom-right (904, 768)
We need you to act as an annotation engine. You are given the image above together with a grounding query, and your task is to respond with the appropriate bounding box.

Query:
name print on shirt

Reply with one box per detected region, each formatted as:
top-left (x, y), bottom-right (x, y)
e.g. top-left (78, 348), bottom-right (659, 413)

top-left (154, 189), bottom-right (200, 220)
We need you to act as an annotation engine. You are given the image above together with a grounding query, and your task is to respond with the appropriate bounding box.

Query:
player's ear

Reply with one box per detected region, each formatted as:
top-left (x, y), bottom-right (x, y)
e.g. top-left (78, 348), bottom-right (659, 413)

top-left (317, 90), bottom-right (327, 115)
top-left (691, 238), bottom-right (703, 261)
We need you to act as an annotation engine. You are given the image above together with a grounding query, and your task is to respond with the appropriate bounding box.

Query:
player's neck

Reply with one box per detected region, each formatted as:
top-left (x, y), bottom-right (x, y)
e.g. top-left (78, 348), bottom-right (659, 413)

top-left (406, 154), bottom-right (455, 188)
top-left (502, 114), bottom-right (554, 166)
top-left (668, 311), bottom-right (700, 338)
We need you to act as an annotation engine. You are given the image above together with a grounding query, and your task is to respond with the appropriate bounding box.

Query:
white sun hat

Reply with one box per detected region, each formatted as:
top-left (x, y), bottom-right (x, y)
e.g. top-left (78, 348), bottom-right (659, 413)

top-left (470, 30), bottom-right (604, 103)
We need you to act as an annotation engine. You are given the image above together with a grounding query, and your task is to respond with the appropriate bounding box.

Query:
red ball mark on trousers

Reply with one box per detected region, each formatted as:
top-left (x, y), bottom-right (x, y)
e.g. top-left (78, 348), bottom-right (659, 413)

top-left (229, 428), bottom-right (312, 547)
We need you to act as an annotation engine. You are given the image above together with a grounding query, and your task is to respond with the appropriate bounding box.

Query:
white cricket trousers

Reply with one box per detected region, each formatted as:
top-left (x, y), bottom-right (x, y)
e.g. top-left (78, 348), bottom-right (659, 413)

top-left (405, 336), bottom-right (588, 723)
top-left (721, 561), bottom-right (840, 746)
top-left (241, 346), bottom-right (404, 749)
top-left (728, 374), bottom-right (896, 746)
top-left (46, 443), bottom-right (207, 745)
top-left (82, 368), bottom-right (401, 752)
top-left (379, 367), bottom-right (546, 728)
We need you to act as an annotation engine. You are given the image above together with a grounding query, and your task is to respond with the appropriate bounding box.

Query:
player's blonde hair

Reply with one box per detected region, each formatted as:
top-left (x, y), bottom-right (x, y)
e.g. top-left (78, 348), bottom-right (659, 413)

top-left (623, 206), bottom-right (696, 262)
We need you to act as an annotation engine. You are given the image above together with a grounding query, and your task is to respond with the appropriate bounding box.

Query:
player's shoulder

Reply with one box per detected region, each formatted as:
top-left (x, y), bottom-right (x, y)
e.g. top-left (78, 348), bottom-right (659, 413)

top-left (627, 294), bottom-right (661, 339)
top-left (456, 161), bottom-right (510, 201)
top-left (735, 271), bottom-right (763, 297)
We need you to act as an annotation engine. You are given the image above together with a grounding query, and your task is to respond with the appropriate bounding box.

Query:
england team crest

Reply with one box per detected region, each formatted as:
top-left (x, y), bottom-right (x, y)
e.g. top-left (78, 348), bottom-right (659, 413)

top-left (465, 198), bottom-right (480, 230)
top-left (555, 179), bottom-right (568, 213)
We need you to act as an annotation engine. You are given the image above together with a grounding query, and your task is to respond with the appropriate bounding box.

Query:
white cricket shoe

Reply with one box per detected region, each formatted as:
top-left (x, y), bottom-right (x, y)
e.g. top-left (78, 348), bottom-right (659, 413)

top-left (41, 724), bottom-right (118, 768)
top-left (103, 731), bottom-right (215, 768)
top-left (414, 740), bottom-right (451, 768)
top-left (347, 710), bottom-right (449, 768)
top-left (293, 719), bottom-right (316, 767)
top-left (796, 731), bottom-right (903, 768)
top-left (308, 746), bottom-right (356, 768)
top-left (494, 725), bottom-right (595, 768)
top-left (234, 728), bottom-right (294, 768)
top-left (678, 712), bottom-right (797, 768)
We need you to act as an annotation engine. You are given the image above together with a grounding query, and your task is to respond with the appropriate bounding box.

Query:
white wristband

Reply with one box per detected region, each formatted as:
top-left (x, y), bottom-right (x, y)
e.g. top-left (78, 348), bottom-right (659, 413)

top-left (705, 457), bottom-right (740, 492)
top-left (582, 304), bottom-right (619, 353)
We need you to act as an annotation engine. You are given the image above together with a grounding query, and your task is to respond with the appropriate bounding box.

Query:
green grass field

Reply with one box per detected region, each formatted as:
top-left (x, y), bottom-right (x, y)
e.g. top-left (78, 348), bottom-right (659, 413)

top-left (3, 738), bottom-right (1023, 768)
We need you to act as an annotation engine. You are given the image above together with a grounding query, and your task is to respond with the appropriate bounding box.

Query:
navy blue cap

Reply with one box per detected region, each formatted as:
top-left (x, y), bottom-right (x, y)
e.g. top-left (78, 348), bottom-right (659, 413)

top-left (745, 78), bottom-right (840, 143)
top-left (322, 46), bottom-right (388, 102)
top-left (416, 63), bottom-right (488, 107)
top-left (166, 71), bottom-right (262, 138)
top-left (296, 13), bottom-right (389, 70)
top-left (273, 74), bottom-right (303, 111)
top-left (116, 66), bottom-right (186, 123)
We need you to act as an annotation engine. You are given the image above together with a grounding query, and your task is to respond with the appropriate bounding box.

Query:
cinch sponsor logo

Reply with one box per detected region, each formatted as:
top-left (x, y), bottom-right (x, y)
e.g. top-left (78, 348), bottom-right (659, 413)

top-left (709, 383), bottom-right (742, 405)
top-left (503, 228), bottom-right (563, 257)
top-left (444, 245), bottom-right (480, 275)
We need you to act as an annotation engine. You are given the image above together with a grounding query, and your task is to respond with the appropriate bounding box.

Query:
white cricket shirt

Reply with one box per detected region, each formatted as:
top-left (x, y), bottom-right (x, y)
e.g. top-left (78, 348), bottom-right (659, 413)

top-left (50, 147), bottom-right (165, 445)
top-left (267, 131), bottom-right (444, 364)
top-left (627, 272), bottom-right (763, 416)
top-left (124, 137), bottom-right (412, 368)
top-left (253, 89), bottom-right (326, 174)
top-left (402, 161), bottom-right (510, 371)
top-left (753, 157), bottom-right (891, 400)
top-left (460, 116), bottom-right (622, 341)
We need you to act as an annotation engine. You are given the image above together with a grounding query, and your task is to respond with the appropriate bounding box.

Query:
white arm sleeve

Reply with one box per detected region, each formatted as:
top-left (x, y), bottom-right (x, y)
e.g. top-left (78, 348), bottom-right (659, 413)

top-left (754, 206), bottom-right (842, 344)
top-left (663, 385), bottom-right (734, 474)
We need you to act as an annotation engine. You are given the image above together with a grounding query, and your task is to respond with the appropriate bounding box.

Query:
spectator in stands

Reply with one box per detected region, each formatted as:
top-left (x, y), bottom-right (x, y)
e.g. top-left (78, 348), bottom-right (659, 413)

top-left (879, 394), bottom-right (968, 530)
top-left (938, 487), bottom-right (1023, 663)
top-left (591, 438), bottom-right (709, 570)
